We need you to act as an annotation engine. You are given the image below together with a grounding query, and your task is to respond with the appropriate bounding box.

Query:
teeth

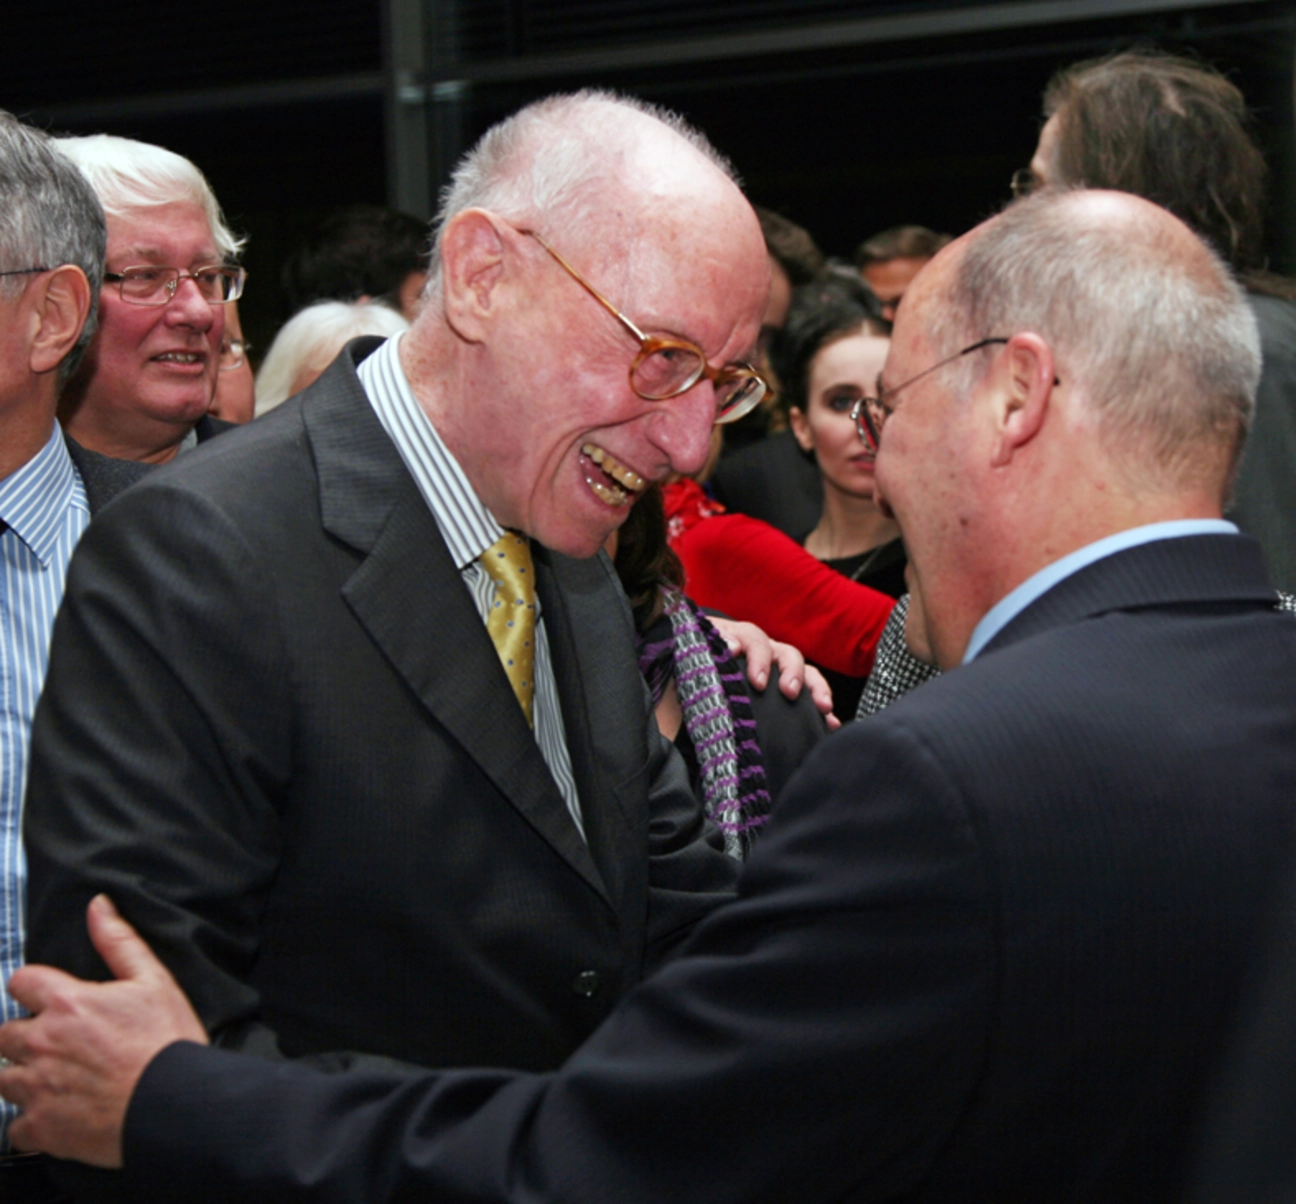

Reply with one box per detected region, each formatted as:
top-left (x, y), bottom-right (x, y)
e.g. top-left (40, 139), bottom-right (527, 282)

top-left (586, 476), bottom-right (630, 506)
top-left (155, 353), bottom-right (202, 363)
top-left (580, 443), bottom-right (647, 492)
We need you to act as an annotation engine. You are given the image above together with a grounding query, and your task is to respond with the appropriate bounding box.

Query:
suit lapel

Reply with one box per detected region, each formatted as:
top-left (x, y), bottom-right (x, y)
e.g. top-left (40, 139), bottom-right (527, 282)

top-left (304, 342), bottom-right (609, 902)
top-left (533, 549), bottom-right (623, 907)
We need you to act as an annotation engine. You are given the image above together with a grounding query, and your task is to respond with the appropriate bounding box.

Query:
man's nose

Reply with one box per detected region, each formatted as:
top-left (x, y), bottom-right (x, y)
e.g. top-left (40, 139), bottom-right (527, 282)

top-left (654, 382), bottom-right (719, 478)
top-left (165, 277), bottom-right (216, 328)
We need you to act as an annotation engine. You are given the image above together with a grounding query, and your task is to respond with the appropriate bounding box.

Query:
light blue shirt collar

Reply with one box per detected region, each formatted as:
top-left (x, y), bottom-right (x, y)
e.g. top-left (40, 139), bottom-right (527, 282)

top-left (0, 424), bottom-right (82, 566)
top-left (962, 519), bottom-right (1239, 663)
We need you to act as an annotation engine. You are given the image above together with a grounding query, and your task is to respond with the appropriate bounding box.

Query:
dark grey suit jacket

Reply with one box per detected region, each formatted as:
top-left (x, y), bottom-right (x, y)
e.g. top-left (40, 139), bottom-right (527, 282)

top-left (27, 339), bottom-right (736, 1085)
top-left (64, 435), bottom-right (152, 514)
top-left (117, 533), bottom-right (1296, 1203)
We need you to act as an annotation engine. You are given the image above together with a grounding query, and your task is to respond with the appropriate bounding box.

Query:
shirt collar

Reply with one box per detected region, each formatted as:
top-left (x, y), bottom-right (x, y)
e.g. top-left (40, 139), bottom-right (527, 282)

top-left (963, 519), bottom-right (1240, 664)
top-left (0, 425), bottom-right (85, 566)
top-left (357, 333), bottom-right (504, 569)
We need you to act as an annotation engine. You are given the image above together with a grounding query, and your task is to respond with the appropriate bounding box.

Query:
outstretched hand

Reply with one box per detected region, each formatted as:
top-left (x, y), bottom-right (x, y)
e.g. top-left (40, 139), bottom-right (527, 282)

top-left (0, 894), bottom-right (207, 1168)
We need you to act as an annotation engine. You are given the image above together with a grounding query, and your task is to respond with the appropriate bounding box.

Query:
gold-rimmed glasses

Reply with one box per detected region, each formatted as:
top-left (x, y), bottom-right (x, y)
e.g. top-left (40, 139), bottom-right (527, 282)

top-left (518, 228), bottom-right (768, 425)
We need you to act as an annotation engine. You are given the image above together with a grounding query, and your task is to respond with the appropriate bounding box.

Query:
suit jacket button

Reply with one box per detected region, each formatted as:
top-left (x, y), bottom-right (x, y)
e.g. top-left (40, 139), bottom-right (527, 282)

top-left (571, 970), bottom-right (601, 998)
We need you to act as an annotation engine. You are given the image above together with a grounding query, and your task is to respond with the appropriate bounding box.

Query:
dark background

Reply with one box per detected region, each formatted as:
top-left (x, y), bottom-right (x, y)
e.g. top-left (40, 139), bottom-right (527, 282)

top-left (10, 1), bottom-right (1296, 358)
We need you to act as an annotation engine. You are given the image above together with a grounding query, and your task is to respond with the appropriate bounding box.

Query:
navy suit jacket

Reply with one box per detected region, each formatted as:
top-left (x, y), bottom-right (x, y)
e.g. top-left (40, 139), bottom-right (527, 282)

top-left (117, 532), bottom-right (1296, 1203)
top-left (26, 340), bottom-right (736, 1196)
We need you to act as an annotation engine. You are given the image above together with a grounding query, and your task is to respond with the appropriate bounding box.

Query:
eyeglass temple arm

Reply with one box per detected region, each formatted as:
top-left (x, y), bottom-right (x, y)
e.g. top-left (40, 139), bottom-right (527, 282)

top-left (519, 229), bottom-right (650, 344)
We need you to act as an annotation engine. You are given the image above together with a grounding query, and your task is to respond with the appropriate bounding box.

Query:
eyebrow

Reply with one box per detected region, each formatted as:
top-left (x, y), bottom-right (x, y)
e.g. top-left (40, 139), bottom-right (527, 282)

top-left (112, 246), bottom-right (221, 265)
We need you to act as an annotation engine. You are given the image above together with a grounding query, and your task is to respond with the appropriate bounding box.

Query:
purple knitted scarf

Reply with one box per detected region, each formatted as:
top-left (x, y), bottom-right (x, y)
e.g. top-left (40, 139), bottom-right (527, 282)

top-left (637, 589), bottom-right (771, 860)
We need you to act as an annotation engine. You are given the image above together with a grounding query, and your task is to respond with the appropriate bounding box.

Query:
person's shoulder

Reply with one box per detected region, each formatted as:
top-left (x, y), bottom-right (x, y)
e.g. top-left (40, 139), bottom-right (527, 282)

top-left (64, 434), bottom-right (155, 512)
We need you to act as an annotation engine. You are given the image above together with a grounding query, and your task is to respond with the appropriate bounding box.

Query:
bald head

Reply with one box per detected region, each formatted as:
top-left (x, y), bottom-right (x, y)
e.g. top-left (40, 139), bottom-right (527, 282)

top-left (922, 189), bottom-right (1259, 496)
top-left (424, 91), bottom-right (757, 308)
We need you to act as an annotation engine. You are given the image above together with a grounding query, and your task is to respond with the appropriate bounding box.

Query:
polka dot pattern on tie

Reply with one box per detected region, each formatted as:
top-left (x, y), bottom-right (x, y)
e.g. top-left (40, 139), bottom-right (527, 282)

top-left (481, 531), bottom-right (537, 726)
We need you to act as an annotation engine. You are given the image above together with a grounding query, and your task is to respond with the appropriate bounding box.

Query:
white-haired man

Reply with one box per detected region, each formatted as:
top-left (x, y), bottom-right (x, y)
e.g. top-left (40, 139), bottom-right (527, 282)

top-left (53, 134), bottom-right (245, 463)
top-left (10, 91), bottom-right (779, 1197)
top-left (6, 188), bottom-right (1296, 1203)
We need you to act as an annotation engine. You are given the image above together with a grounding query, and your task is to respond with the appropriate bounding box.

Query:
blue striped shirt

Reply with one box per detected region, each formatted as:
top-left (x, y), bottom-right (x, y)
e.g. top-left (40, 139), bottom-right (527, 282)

top-left (358, 336), bottom-right (584, 838)
top-left (0, 425), bottom-right (90, 1146)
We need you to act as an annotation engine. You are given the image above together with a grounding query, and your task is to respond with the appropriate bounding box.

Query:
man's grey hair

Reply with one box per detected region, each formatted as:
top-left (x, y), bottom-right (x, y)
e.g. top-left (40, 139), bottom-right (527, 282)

top-left (929, 189), bottom-right (1261, 490)
top-left (53, 133), bottom-right (245, 262)
top-left (0, 111), bottom-right (107, 382)
top-left (424, 89), bottom-right (738, 304)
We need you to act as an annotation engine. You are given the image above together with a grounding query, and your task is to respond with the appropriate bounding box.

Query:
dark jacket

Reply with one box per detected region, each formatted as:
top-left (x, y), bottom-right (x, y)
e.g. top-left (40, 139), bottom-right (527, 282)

top-left (117, 533), bottom-right (1296, 1203)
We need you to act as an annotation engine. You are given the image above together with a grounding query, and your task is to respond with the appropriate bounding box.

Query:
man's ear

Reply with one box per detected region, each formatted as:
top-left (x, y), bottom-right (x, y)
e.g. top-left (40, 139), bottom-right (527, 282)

top-left (787, 405), bottom-right (814, 453)
top-left (440, 209), bottom-right (510, 343)
top-left (988, 332), bottom-right (1055, 468)
top-left (29, 266), bottom-right (92, 377)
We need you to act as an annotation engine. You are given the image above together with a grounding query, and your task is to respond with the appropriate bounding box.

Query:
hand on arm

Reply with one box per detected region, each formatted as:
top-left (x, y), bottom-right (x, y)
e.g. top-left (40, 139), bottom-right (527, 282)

top-left (0, 895), bottom-right (206, 1169)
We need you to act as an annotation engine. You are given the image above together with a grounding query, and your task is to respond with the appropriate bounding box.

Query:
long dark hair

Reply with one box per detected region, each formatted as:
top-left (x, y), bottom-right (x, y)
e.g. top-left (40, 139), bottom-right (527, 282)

top-left (612, 485), bottom-right (685, 633)
top-left (1043, 49), bottom-right (1294, 298)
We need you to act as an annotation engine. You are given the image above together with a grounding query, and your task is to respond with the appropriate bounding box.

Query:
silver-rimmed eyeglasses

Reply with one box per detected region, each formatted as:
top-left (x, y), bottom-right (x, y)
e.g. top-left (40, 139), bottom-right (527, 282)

top-left (518, 228), bottom-right (768, 426)
top-left (103, 265), bottom-right (247, 307)
top-left (852, 337), bottom-right (1010, 450)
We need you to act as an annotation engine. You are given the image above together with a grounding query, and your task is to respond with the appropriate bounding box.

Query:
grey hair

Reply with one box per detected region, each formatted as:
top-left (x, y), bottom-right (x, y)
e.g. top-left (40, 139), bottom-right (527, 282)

top-left (424, 89), bottom-right (738, 304)
top-left (53, 133), bottom-right (245, 262)
top-left (929, 189), bottom-right (1261, 490)
top-left (255, 300), bottom-right (409, 416)
top-left (0, 111), bottom-right (107, 382)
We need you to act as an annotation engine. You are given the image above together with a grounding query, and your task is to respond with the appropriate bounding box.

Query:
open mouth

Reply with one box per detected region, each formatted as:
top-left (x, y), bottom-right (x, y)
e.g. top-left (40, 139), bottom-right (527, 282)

top-left (580, 443), bottom-right (647, 507)
top-left (152, 352), bottom-right (206, 366)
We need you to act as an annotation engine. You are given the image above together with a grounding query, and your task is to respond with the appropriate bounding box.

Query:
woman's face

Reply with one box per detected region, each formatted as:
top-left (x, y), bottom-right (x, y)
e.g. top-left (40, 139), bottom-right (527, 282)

top-left (790, 328), bottom-right (891, 500)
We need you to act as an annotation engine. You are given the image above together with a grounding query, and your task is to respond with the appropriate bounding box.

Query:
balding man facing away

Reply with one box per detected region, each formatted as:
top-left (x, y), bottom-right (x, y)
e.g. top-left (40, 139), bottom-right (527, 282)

top-left (7, 190), bottom-right (1296, 1203)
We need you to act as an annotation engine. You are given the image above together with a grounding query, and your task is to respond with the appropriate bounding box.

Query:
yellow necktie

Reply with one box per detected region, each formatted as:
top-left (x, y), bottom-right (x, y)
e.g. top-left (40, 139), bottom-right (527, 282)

top-left (481, 531), bottom-right (537, 727)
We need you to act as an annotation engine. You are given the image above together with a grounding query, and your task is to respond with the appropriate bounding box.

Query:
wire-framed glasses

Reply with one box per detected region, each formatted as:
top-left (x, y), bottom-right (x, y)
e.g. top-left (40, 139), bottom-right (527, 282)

top-left (103, 265), bottom-right (247, 307)
top-left (852, 338), bottom-right (1010, 450)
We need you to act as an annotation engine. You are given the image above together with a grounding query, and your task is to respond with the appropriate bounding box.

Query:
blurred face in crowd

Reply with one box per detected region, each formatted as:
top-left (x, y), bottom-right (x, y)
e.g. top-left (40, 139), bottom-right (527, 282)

top-left (763, 258), bottom-right (792, 332)
top-left (790, 325), bottom-right (891, 502)
top-left (210, 299), bottom-right (255, 423)
top-left (1027, 113), bottom-right (1063, 192)
top-left (861, 256), bottom-right (931, 323)
top-left (66, 200), bottom-right (225, 460)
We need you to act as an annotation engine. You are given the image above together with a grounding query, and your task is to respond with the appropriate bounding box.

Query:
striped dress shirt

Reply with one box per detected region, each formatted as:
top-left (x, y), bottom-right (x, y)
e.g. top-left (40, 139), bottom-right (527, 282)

top-left (358, 336), bottom-right (585, 838)
top-left (0, 426), bottom-right (90, 1145)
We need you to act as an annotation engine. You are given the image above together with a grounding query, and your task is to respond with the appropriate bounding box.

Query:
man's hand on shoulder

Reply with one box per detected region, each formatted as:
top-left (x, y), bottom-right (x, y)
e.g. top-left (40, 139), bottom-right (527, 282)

top-left (0, 895), bottom-right (206, 1169)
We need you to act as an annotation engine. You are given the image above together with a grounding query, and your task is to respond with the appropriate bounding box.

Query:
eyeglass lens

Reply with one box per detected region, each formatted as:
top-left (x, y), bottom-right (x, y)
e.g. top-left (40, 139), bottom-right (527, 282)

top-left (117, 267), bottom-right (245, 305)
top-left (630, 345), bottom-right (763, 422)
